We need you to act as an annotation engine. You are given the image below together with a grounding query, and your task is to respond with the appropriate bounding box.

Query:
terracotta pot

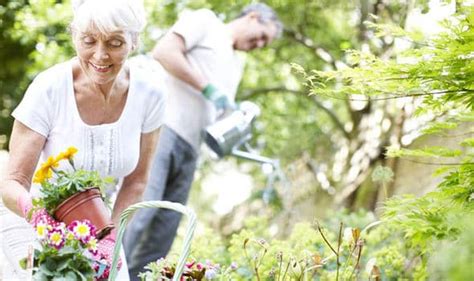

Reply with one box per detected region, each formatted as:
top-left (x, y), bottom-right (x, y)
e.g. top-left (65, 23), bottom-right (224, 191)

top-left (54, 188), bottom-right (114, 239)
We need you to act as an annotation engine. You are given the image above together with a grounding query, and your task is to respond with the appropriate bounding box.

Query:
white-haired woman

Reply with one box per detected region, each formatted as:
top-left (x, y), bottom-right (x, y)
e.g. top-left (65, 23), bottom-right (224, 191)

top-left (0, 0), bottom-right (165, 279)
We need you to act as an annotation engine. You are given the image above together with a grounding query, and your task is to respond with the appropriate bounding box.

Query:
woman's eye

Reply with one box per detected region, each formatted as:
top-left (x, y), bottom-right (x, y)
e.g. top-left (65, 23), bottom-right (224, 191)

top-left (109, 39), bottom-right (123, 47)
top-left (82, 37), bottom-right (95, 45)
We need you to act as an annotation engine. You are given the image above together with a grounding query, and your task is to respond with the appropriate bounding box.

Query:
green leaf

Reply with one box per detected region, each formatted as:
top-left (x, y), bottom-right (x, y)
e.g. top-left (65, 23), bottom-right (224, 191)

top-left (32, 271), bottom-right (50, 281)
top-left (56, 259), bottom-right (69, 271)
top-left (372, 165), bottom-right (394, 183)
top-left (421, 121), bottom-right (458, 135)
top-left (461, 138), bottom-right (474, 147)
top-left (388, 147), bottom-right (462, 158)
top-left (38, 262), bottom-right (54, 276)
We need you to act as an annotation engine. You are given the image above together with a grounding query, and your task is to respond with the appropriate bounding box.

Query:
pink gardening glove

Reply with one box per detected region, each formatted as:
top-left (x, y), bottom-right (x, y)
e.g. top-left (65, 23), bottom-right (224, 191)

top-left (16, 193), bottom-right (57, 226)
top-left (96, 229), bottom-right (122, 279)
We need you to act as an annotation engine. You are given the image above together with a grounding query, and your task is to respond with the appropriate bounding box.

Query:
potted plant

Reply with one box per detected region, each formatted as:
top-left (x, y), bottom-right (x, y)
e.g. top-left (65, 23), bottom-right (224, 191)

top-left (31, 147), bottom-right (114, 239)
top-left (139, 258), bottom-right (237, 281)
top-left (20, 212), bottom-right (110, 280)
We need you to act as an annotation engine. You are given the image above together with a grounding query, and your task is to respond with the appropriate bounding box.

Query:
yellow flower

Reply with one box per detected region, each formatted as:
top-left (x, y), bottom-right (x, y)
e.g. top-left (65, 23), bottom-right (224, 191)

top-left (36, 223), bottom-right (48, 240)
top-left (33, 156), bottom-right (59, 184)
top-left (87, 237), bottom-right (98, 251)
top-left (33, 169), bottom-right (45, 184)
top-left (33, 165), bottom-right (53, 184)
top-left (56, 146), bottom-right (78, 162)
top-left (49, 231), bottom-right (63, 246)
top-left (74, 223), bottom-right (91, 238)
top-left (42, 156), bottom-right (60, 170)
top-left (66, 232), bottom-right (75, 240)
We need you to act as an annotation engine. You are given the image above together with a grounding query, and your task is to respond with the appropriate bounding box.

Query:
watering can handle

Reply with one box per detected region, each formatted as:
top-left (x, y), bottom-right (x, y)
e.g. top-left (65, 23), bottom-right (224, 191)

top-left (108, 201), bottom-right (197, 281)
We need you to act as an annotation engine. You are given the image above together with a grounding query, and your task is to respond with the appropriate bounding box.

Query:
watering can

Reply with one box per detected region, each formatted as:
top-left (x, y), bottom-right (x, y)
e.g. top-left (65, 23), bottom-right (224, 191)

top-left (204, 101), bottom-right (289, 206)
top-left (204, 101), bottom-right (278, 166)
top-left (204, 101), bottom-right (260, 157)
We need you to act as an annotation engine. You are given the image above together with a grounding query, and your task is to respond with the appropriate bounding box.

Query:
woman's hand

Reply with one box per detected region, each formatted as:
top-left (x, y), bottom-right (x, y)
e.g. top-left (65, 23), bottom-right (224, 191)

top-left (96, 229), bottom-right (122, 278)
top-left (17, 193), bottom-right (57, 226)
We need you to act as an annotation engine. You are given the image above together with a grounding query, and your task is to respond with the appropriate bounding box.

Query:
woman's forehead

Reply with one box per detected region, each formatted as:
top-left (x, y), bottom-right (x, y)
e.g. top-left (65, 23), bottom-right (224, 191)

top-left (78, 28), bottom-right (129, 38)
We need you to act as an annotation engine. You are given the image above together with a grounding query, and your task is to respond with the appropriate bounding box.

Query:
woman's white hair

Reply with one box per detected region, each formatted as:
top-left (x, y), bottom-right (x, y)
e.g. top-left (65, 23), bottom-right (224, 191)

top-left (71, 0), bottom-right (146, 34)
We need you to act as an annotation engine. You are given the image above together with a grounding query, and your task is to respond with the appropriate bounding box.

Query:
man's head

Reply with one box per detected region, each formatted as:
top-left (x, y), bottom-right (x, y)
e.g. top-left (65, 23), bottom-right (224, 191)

top-left (229, 3), bottom-right (283, 51)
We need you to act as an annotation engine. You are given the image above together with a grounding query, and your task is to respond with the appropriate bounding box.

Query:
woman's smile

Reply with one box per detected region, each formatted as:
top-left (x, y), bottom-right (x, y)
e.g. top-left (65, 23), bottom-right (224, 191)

top-left (89, 62), bottom-right (113, 73)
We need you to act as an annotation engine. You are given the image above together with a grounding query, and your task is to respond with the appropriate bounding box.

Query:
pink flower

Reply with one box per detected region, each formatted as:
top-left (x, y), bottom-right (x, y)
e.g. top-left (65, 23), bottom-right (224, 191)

top-left (68, 220), bottom-right (96, 243)
top-left (185, 260), bottom-right (196, 268)
top-left (205, 267), bottom-right (218, 279)
top-left (87, 237), bottom-right (98, 255)
top-left (35, 220), bottom-right (50, 241)
top-left (196, 262), bottom-right (204, 270)
top-left (48, 226), bottom-right (65, 249)
top-left (230, 262), bottom-right (238, 270)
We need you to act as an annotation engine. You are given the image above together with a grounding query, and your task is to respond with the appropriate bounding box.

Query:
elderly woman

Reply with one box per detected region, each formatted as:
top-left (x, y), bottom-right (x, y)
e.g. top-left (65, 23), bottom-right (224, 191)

top-left (0, 0), bottom-right (165, 279)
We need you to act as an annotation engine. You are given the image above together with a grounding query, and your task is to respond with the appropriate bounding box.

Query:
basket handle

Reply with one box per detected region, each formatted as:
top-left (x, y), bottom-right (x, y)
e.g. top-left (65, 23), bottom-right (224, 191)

top-left (108, 200), bottom-right (197, 281)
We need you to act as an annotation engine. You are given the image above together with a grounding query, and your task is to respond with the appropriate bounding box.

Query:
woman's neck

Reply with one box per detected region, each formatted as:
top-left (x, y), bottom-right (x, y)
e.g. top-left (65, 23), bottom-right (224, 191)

top-left (94, 67), bottom-right (128, 101)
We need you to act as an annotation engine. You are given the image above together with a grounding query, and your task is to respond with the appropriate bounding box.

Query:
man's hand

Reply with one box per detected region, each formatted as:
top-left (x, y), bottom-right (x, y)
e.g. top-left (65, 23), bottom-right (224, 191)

top-left (202, 84), bottom-right (236, 111)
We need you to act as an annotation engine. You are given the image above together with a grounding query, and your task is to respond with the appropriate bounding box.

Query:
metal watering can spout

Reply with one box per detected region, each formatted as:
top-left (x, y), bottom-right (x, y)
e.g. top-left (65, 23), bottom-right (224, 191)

top-left (204, 101), bottom-right (261, 158)
top-left (203, 100), bottom-right (290, 209)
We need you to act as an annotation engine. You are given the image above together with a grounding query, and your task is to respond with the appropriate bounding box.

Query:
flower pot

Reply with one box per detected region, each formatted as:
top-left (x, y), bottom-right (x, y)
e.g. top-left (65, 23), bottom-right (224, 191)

top-left (54, 188), bottom-right (114, 239)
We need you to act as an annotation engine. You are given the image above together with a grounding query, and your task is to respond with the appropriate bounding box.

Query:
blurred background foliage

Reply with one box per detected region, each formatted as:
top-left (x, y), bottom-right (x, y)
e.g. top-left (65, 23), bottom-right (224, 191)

top-left (0, 0), bottom-right (452, 229)
top-left (1, 1), bottom-right (473, 279)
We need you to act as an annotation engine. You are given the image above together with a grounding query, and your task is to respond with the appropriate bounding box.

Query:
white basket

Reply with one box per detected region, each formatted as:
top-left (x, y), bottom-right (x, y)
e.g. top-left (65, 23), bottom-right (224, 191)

top-left (109, 201), bottom-right (197, 281)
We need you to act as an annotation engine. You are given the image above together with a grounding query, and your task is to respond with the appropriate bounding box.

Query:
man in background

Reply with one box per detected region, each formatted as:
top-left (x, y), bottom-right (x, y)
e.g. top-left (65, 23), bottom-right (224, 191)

top-left (124, 3), bottom-right (282, 279)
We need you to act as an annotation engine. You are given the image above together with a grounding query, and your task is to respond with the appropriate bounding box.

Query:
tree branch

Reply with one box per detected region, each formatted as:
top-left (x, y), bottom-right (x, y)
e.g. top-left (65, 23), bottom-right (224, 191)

top-left (312, 96), bottom-right (351, 139)
top-left (240, 87), bottom-right (351, 139)
top-left (313, 89), bottom-right (474, 102)
top-left (400, 159), bottom-right (474, 166)
top-left (285, 28), bottom-right (338, 69)
top-left (335, 153), bottom-right (380, 205)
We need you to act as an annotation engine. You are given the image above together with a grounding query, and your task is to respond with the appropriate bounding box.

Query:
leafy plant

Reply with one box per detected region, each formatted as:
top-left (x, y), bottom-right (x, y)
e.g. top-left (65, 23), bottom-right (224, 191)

top-left (32, 147), bottom-right (112, 215)
top-left (139, 258), bottom-right (237, 281)
top-left (143, 213), bottom-right (423, 281)
top-left (19, 213), bottom-right (106, 280)
top-left (294, 4), bottom-right (474, 280)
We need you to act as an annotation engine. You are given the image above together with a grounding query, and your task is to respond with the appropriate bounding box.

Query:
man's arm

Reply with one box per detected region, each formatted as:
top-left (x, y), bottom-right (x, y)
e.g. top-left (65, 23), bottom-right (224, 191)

top-left (152, 32), bottom-right (208, 92)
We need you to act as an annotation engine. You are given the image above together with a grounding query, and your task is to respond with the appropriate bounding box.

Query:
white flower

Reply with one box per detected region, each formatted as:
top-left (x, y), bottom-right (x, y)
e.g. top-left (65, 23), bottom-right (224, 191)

top-left (365, 257), bottom-right (377, 274)
top-left (343, 227), bottom-right (353, 244)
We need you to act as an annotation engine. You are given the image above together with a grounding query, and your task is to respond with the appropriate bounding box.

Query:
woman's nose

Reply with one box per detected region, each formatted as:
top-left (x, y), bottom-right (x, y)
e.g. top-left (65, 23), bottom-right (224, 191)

top-left (93, 43), bottom-right (110, 60)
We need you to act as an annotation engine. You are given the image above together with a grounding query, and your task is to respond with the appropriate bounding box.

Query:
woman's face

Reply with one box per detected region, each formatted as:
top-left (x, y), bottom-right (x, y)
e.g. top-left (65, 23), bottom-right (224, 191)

top-left (73, 28), bottom-right (135, 85)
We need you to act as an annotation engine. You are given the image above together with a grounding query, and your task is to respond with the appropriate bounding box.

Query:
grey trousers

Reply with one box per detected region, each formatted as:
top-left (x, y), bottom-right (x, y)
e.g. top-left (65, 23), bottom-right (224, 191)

top-left (123, 126), bottom-right (198, 281)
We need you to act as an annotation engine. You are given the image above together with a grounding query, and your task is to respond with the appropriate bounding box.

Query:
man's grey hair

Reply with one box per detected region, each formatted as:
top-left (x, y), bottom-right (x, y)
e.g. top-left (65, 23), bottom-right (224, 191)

top-left (238, 3), bottom-right (283, 38)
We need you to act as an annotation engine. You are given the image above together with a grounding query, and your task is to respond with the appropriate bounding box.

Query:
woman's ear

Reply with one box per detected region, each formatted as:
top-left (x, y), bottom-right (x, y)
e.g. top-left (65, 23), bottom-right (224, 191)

top-left (71, 31), bottom-right (80, 48)
top-left (131, 33), bottom-right (139, 51)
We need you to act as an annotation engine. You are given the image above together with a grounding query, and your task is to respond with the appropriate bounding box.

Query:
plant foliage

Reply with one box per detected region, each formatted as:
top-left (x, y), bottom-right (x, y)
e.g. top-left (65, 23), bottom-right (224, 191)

top-left (32, 147), bottom-right (111, 215)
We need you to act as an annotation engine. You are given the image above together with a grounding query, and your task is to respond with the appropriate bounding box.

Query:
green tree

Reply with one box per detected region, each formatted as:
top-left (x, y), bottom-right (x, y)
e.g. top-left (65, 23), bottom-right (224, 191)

top-left (0, 0), bottom-right (73, 148)
top-left (300, 3), bottom-right (474, 279)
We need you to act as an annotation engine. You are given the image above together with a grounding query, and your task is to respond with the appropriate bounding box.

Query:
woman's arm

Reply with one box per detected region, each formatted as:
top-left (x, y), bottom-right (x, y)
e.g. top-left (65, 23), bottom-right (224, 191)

top-left (111, 128), bottom-right (161, 225)
top-left (0, 120), bottom-right (46, 216)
